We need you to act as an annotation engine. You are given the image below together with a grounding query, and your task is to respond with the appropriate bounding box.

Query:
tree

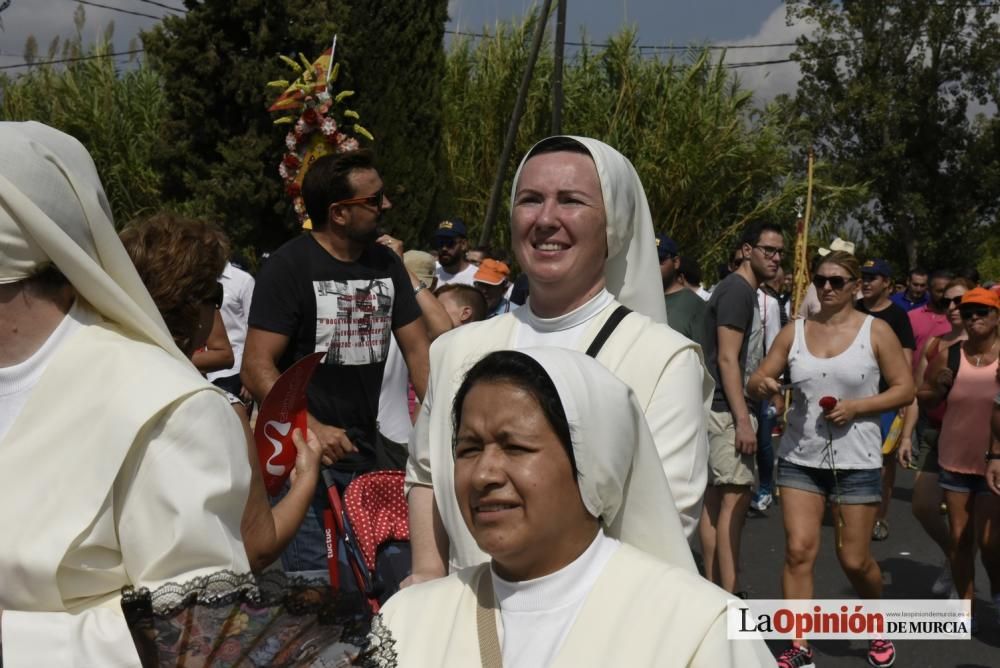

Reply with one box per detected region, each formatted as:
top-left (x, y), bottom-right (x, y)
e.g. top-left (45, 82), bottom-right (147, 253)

top-left (1, 24), bottom-right (165, 226)
top-left (143, 1), bottom-right (354, 253)
top-left (337, 0), bottom-right (449, 248)
top-left (143, 0), bottom-right (449, 254)
top-left (441, 15), bottom-right (863, 279)
top-left (785, 0), bottom-right (1000, 272)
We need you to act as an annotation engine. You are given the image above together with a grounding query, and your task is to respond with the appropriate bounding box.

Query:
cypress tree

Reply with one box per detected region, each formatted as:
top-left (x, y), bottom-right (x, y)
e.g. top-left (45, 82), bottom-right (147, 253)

top-left (143, 0), bottom-right (450, 254)
top-left (143, 0), bottom-right (351, 253)
top-left (337, 0), bottom-right (450, 249)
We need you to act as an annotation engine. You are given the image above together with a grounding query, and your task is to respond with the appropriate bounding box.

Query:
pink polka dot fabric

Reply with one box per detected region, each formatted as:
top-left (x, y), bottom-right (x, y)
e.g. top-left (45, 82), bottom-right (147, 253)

top-left (343, 471), bottom-right (410, 572)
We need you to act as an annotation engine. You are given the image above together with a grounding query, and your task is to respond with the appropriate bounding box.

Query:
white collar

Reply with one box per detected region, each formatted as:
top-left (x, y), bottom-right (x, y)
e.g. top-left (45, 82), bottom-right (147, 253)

top-left (491, 530), bottom-right (620, 613)
top-left (518, 289), bottom-right (614, 333)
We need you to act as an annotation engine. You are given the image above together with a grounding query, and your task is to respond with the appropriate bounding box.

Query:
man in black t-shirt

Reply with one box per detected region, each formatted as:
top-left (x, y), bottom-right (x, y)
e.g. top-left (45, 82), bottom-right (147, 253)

top-left (855, 257), bottom-right (916, 541)
top-left (242, 150), bottom-right (430, 571)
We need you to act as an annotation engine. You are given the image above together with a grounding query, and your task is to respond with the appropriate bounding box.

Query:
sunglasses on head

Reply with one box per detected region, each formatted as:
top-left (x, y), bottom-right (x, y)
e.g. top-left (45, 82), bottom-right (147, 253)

top-left (959, 305), bottom-right (994, 320)
top-left (333, 188), bottom-right (384, 210)
top-left (812, 274), bottom-right (852, 291)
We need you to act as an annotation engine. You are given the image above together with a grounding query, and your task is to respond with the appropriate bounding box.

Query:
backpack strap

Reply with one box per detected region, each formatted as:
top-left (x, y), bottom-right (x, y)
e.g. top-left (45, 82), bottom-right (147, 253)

top-left (585, 305), bottom-right (632, 358)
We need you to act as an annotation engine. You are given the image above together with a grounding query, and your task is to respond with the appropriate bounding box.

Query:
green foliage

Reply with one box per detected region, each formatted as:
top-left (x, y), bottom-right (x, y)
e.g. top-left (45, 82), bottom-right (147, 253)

top-left (0, 35), bottom-right (165, 227)
top-left (784, 0), bottom-right (1000, 272)
top-left (142, 0), bottom-right (353, 252)
top-left (337, 0), bottom-right (450, 248)
top-left (441, 14), bottom-right (863, 279)
top-left (143, 0), bottom-right (449, 254)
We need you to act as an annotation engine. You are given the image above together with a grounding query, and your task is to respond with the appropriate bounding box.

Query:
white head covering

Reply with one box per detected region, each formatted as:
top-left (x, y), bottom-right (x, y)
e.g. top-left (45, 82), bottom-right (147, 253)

top-left (510, 136), bottom-right (667, 324)
top-left (517, 347), bottom-right (695, 571)
top-left (0, 121), bottom-right (185, 361)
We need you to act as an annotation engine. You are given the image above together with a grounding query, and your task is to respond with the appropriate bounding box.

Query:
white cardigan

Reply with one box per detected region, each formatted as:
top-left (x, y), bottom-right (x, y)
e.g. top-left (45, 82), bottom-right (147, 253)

top-left (0, 319), bottom-right (251, 667)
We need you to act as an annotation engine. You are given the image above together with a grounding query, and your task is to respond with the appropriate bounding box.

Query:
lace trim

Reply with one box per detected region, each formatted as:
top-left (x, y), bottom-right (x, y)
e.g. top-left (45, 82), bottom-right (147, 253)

top-left (359, 615), bottom-right (398, 668)
top-left (121, 569), bottom-right (362, 617)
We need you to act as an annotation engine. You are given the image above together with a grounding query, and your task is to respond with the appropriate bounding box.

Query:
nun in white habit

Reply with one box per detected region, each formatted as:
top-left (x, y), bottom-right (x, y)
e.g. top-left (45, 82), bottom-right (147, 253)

top-left (0, 122), bottom-right (250, 665)
top-left (381, 348), bottom-right (769, 667)
top-left (407, 136), bottom-right (712, 579)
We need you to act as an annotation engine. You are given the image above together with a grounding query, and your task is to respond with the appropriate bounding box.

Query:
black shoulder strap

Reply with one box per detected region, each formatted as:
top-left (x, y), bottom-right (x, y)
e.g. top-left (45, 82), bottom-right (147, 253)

top-left (585, 305), bottom-right (632, 358)
top-left (947, 341), bottom-right (962, 378)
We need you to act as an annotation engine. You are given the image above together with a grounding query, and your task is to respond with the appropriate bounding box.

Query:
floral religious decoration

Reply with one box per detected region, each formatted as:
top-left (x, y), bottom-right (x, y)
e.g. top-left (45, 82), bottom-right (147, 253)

top-left (267, 39), bottom-right (373, 229)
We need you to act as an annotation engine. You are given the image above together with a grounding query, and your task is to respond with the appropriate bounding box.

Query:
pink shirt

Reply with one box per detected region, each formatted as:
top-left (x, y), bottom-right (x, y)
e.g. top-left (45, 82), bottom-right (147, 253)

top-left (938, 352), bottom-right (999, 475)
top-left (908, 305), bottom-right (951, 372)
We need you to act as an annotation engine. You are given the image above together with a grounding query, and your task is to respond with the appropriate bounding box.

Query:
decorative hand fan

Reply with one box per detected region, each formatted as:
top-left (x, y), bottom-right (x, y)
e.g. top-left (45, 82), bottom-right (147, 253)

top-left (121, 570), bottom-right (397, 667)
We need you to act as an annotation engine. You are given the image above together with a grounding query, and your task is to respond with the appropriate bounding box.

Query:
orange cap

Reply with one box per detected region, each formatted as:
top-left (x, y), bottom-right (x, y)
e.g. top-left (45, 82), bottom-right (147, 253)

top-left (474, 259), bottom-right (510, 286)
top-left (960, 287), bottom-right (1000, 309)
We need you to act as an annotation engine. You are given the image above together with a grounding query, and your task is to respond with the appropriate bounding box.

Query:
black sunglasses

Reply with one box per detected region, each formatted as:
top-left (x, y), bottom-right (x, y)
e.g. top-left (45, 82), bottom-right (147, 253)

top-left (333, 188), bottom-right (384, 210)
top-left (959, 306), bottom-right (993, 320)
top-left (812, 274), bottom-right (852, 291)
top-left (945, 296), bottom-right (964, 308)
top-left (433, 236), bottom-right (461, 249)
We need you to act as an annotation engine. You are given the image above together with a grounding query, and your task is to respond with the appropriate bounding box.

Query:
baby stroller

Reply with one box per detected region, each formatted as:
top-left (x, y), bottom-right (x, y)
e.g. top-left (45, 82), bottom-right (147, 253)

top-left (323, 470), bottom-right (411, 612)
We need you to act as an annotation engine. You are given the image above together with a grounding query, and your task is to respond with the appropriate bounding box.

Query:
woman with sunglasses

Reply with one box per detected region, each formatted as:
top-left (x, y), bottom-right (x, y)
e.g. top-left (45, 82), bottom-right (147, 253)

top-left (900, 278), bottom-right (974, 597)
top-left (918, 287), bottom-right (1000, 626)
top-left (749, 250), bottom-right (914, 668)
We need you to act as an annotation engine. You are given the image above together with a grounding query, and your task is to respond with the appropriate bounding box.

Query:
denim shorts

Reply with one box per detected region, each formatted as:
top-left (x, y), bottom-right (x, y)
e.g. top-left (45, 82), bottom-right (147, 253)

top-left (777, 459), bottom-right (882, 504)
top-left (939, 469), bottom-right (991, 495)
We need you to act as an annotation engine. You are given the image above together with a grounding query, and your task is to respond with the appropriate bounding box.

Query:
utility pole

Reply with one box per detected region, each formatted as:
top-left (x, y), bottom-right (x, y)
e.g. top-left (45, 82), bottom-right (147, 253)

top-left (552, 0), bottom-right (567, 135)
top-left (478, 0), bottom-right (554, 247)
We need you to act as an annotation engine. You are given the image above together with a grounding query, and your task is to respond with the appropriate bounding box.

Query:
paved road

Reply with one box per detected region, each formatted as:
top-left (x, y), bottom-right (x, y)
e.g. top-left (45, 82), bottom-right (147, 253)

top-left (725, 463), bottom-right (999, 667)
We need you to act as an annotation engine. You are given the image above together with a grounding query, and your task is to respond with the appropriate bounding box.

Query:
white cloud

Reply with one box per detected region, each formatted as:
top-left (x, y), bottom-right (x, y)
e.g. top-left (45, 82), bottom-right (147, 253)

top-left (716, 4), bottom-right (812, 104)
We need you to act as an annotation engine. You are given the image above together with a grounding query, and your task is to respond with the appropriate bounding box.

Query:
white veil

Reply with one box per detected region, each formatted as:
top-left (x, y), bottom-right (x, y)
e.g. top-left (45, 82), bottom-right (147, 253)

top-left (0, 121), bottom-right (185, 362)
top-left (519, 347), bottom-right (695, 572)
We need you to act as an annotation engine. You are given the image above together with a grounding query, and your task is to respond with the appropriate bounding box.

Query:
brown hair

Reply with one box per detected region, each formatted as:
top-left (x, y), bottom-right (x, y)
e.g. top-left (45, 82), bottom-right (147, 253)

top-left (120, 213), bottom-right (226, 353)
top-left (945, 277), bottom-right (976, 292)
top-left (435, 284), bottom-right (487, 322)
top-left (817, 250), bottom-right (860, 280)
top-left (301, 149), bottom-right (377, 229)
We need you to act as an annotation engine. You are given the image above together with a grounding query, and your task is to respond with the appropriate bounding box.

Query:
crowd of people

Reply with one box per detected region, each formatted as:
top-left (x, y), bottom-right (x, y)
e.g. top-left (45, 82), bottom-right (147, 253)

top-left (2, 120), bottom-right (1000, 668)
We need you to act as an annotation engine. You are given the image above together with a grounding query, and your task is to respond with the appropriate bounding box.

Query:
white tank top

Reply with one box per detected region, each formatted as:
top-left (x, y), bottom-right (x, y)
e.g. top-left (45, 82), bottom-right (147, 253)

top-left (779, 316), bottom-right (883, 470)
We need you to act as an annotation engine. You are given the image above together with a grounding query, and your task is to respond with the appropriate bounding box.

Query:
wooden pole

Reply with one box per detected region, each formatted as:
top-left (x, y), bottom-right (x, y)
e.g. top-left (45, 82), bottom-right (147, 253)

top-left (478, 0), bottom-right (554, 247)
top-left (552, 0), bottom-right (567, 134)
top-left (790, 148), bottom-right (815, 316)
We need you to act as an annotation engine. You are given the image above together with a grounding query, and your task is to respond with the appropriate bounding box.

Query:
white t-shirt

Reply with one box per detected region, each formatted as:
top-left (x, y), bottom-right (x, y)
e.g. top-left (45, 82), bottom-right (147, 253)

top-left (434, 263), bottom-right (478, 287)
top-left (0, 300), bottom-right (96, 443)
top-left (207, 262), bottom-right (255, 381)
top-left (757, 288), bottom-right (783, 353)
top-left (378, 336), bottom-right (413, 443)
top-left (493, 530), bottom-right (621, 668)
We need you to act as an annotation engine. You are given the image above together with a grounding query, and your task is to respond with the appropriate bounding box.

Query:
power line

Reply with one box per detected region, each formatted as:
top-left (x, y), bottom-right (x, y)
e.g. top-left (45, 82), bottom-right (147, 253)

top-left (0, 48), bottom-right (144, 70)
top-left (73, 0), bottom-right (161, 20)
top-left (133, 0), bottom-right (184, 12)
top-left (443, 28), bottom-right (803, 52)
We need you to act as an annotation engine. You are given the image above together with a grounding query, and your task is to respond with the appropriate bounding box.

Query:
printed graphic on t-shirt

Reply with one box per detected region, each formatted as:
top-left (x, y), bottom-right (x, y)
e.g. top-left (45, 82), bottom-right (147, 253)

top-left (313, 279), bottom-right (394, 366)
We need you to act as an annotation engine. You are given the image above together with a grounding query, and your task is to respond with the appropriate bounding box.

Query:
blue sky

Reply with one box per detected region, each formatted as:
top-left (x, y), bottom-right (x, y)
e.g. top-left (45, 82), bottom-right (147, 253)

top-left (0, 1), bottom-right (807, 100)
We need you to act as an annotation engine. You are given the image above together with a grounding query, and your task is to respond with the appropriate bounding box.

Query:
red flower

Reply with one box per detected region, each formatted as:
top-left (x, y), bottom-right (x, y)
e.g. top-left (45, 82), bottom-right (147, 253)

top-left (282, 153), bottom-right (301, 169)
top-left (285, 182), bottom-right (301, 198)
top-left (819, 396), bottom-right (838, 411)
top-left (302, 108), bottom-right (321, 127)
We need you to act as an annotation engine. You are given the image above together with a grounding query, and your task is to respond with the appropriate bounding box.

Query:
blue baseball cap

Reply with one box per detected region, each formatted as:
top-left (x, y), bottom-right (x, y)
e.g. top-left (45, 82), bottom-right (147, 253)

top-left (861, 258), bottom-right (893, 278)
top-left (656, 234), bottom-right (678, 261)
top-left (433, 218), bottom-right (467, 241)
